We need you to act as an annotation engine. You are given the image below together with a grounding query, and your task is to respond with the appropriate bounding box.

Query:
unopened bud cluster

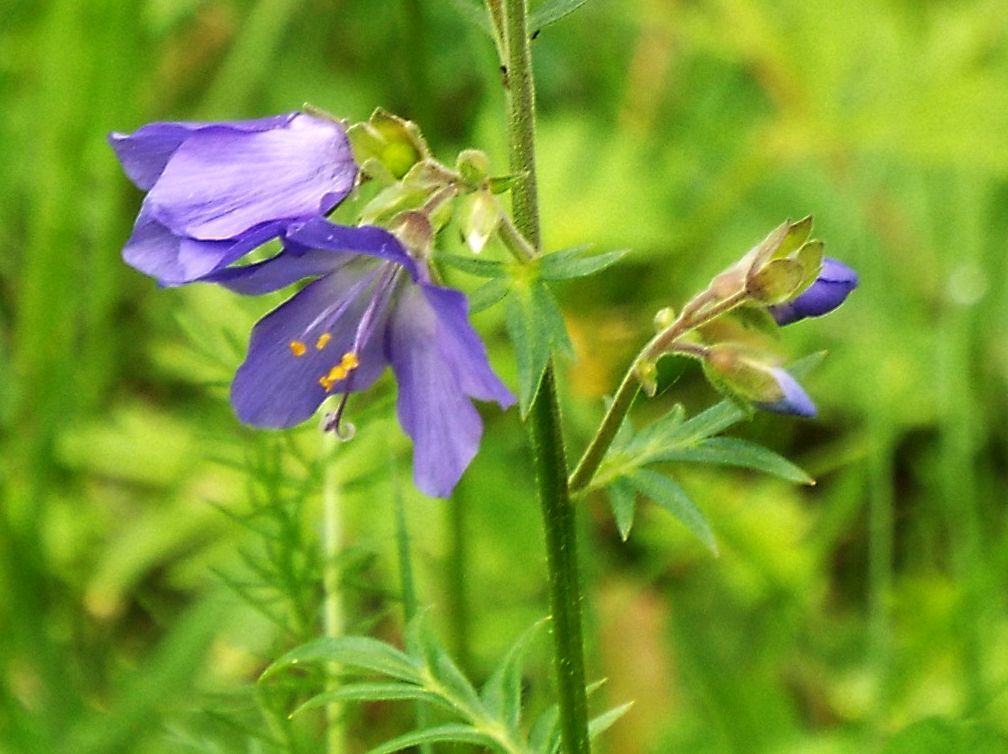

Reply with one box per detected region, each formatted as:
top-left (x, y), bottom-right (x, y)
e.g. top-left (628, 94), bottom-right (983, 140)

top-left (347, 109), bottom-right (513, 259)
top-left (639, 217), bottom-right (858, 416)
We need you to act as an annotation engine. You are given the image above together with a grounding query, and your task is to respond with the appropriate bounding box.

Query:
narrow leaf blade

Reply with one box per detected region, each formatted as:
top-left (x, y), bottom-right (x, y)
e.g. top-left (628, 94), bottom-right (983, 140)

top-left (627, 469), bottom-right (717, 554)
top-left (650, 437), bottom-right (814, 485)
top-left (529, 0), bottom-right (591, 33)
top-left (606, 478), bottom-right (637, 541)
top-left (538, 246), bottom-right (628, 280)
top-left (262, 636), bottom-right (421, 683)
top-left (363, 725), bottom-right (501, 754)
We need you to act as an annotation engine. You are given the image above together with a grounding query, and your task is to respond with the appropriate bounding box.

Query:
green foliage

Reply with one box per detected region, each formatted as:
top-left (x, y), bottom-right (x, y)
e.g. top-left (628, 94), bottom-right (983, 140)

top-left (264, 617), bottom-right (630, 754)
top-left (3, 0), bottom-right (1008, 752)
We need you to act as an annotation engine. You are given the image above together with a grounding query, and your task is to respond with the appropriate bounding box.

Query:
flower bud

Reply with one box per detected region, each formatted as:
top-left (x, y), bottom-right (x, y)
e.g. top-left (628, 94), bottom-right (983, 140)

top-left (457, 190), bottom-right (500, 253)
top-left (746, 257), bottom-right (805, 304)
top-left (702, 345), bottom-right (816, 417)
top-left (768, 257), bottom-right (858, 325)
top-left (653, 306), bottom-right (676, 331)
top-left (456, 149), bottom-right (491, 188)
top-left (348, 109), bottom-right (430, 180)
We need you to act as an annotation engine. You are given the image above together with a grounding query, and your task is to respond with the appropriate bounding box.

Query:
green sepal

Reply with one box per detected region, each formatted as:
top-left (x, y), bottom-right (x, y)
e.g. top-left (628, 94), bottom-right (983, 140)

top-left (360, 183), bottom-right (429, 224)
top-left (455, 149), bottom-right (490, 188)
top-left (702, 345), bottom-right (785, 405)
top-left (747, 257), bottom-right (805, 303)
top-left (538, 246), bottom-right (629, 280)
top-left (745, 215), bottom-right (813, 274)
top-left (348, 108), bottom-right (430, 180)
top-left (793, 239), bottom-right (825, 294)
top-left (773, 215), bottom-right (813, 260)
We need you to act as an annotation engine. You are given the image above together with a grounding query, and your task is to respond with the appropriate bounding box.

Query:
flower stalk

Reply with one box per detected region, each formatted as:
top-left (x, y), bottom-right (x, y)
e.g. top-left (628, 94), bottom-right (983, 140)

top-left (501, 1), bottom-right (591, 752)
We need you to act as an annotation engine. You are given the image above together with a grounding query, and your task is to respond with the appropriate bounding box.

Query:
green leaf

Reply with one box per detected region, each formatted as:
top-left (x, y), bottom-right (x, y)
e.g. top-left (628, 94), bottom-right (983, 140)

top-left (439, 254), bottom-right (509, 278)
top-left (363, 724), bottom-right (501, 754)
top-left (588, 701), bottom-right (634, 740)
top-left (606, 478), bottom-right (637, 541)
top-left (468, 277), bottom-right (512, 313)
top-left (623, 403), bottom-right (686, 453)
top-left (626, 469), bottom-right (717, 554)
top-left (528, 705), bottom-right (561, 754)
top-left (408, 617), bottom-right (485, 719)
top-left (661, 399), bottom-right (748, 446)
top-left (648, 437), bottom-right (814, 485)
top-left (262, 636), bottom-right (421, 684)
top-left (537, 246), bottom-right (628, 280)
top-left (531, 280), bottom-right (574, 358)
top-left (529, 0), bottom-right (591, 33)
top-left (480, 620), bottom-right (545, 732)
top-left (294, 682), bottom-right (455, 717)
top-left (504, 278), bottom-right (573, 415)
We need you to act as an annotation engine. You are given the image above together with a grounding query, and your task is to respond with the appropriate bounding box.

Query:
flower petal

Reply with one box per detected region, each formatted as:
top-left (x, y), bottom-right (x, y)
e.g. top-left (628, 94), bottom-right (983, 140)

top-left (203, 247), bottom-right (348, 295)
top-left (108, 114), bottom-right (296, 191)
top-left (122, 207), bottom-right (283, 285)
top-left (418, 283), bottom-right (515, 407)
top-left (231, 259), bottom-right (390, 428)
top-left (287, 218), bottom-right (418, 277)
top-left (757, 368), bottom-right (817, 417)
top-left (770, 257), bottom-right (858, 325)
top-left (146, 114), bottom-right (356, 240)
top-left (387, 283), bottom-right (490, 497)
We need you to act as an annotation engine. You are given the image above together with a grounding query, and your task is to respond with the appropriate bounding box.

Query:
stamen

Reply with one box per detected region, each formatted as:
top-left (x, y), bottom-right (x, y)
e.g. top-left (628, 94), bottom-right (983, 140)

top-left (322, 391), bottom-right (356, 441)
top-left (315, 332), bottom-right (332, 350)
top-left (316, 352), bottom-right (359, 393)
top-left (289, 340), bottom-right (307, 357)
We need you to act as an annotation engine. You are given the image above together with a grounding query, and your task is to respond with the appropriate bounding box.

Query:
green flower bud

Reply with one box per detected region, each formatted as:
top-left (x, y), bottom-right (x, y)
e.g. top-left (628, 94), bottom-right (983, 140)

top-left (702, 345), bottom-right (816, 416)
top-left (348, 109), bottom-right (430, 180)
top-left (653, 306), bottom-right (676, 331)
top-left (456, 149), bottom-right (491, 188)
top-left (457, 190), bottom-right (500, 254)
top-left (746, 257), bottom-right (805, 304)
top-left (634, 358), bottom-right (659, 397)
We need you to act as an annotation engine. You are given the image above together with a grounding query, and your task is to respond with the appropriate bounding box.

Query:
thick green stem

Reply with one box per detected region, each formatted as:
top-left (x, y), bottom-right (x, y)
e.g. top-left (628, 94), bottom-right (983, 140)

top-left (321, 433), bottom-right (346, 754)
top-left (501, 1), bottom-right (591, 752)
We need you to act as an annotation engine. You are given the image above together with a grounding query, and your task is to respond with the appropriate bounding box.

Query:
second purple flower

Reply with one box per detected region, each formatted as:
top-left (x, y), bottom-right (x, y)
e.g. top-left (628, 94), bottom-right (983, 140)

top-left (110, 112), bottom-right (357, 285)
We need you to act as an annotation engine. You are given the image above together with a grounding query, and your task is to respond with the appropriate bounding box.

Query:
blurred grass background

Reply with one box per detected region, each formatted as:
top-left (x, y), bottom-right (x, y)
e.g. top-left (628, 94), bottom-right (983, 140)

top-left (2, 0), bottom-right (1007, 752)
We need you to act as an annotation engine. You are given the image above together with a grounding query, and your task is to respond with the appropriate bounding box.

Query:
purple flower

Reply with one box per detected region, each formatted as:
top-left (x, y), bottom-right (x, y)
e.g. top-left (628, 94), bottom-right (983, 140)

top-left (769, 257), bottom-right (858, 325)
top-left (756, 367), bottom-right (817, 417)
top-left (214, 217), bottom-right (515, 498)
top-left (109, 112), bottom-right (357, 286)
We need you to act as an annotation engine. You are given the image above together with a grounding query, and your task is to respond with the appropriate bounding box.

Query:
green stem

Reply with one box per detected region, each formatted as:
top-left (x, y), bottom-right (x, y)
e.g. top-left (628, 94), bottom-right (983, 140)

top-left (446, 491), bottom-right (474, 672)
top-left (569, 290), bottom-right (749, 494)
top-left (321, 432), bottom-right (345, 754)
top-left (501, 1), bottom-right (591, 752)
top-left (569, 369), bottom-right (639, 494)
top-left (391, 460), bottom-right (433, 754)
